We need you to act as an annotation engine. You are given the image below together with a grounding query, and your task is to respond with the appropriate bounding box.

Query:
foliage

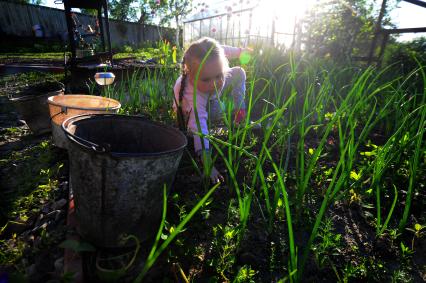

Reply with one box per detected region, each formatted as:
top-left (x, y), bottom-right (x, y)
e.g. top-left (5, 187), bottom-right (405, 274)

top-left (103, 0), bottom-right (192, 46)
top-left (0, 71), bottom-right (64, 89)
top-left (107, 0), bottom-right (161, 24)
top-left (384, 37), bottom-right (426, 68)
top-left (383, 36), bottom-right (426, 92)
top-left (109, 0), bottom-right (137, 21)
top-left (312, 218), bottom-right (342, 269)
top-left (303, 0), bottom-right (396, 61)
top-left (5, 0), bottom-right (43, 4)
top-left (154, 0), bottom-right (195, 47)
top-left (0, 140), bottom-right (64, 267)
top-left (0, 140), bottom-right (64, 222)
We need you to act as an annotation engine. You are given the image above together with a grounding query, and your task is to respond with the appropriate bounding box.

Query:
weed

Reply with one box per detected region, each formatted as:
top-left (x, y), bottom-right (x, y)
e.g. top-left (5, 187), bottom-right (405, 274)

top-left (208, 224), bottom-right (239, 281)
top-left (400, 241), bottom-right (414, 259)
top-left (405, 223), bottom-right (425, 250)
top-left (0, 233), bottom-right (27, 266)
top-left (312, 218), bottom-right (342, 270)
top-left (233, 265), bottom-right (257, 283)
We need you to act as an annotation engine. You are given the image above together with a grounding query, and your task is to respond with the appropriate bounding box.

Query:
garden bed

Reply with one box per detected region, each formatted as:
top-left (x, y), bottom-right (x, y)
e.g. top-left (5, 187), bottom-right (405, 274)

top-left (0, 49), bottom-right (425, 283)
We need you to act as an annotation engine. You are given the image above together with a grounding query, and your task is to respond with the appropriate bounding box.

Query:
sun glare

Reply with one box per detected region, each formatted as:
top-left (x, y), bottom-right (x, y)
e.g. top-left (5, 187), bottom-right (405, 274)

top-left (253, 0), bottom-right (315, 46)
top-left (185, 0), bottom-right (317, 47)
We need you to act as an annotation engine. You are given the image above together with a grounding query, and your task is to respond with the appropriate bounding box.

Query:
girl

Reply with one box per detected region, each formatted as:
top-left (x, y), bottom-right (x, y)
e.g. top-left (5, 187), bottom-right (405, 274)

top-left (173, 37), bottom-right (250, 184)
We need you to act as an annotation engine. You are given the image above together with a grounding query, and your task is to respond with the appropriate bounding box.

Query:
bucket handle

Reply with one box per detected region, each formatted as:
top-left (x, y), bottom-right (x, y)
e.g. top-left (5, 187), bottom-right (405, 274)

top-left (95, 234), bottom-right (140, 281)
top-left (50, 106), bottom-right (68, 122)
top-left (65, 130), bottom-right (107, 153)
top-left (67, 133), bottom-right (120, 168)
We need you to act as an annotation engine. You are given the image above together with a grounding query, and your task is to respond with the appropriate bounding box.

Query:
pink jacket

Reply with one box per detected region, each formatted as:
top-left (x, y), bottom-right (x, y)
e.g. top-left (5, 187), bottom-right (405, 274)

top-left (173, 45), bottom-right (243, 153)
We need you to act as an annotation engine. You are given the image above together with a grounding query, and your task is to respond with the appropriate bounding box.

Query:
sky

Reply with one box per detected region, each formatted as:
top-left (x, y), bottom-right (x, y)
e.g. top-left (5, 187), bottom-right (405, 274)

top-left (42, 0), bottom-right (426, 42)
top-left (388, 0), bottom-right (426, 41)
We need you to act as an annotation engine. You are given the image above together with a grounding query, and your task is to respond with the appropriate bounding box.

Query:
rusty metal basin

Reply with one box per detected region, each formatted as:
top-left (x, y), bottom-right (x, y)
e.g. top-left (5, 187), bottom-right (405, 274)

top-left (62, 114), bottom-right (187, 247)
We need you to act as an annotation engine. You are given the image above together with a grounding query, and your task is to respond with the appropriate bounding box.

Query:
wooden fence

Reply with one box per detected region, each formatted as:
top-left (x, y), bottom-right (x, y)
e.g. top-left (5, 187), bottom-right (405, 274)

top-left (0, 1), bottom-right (177, 48)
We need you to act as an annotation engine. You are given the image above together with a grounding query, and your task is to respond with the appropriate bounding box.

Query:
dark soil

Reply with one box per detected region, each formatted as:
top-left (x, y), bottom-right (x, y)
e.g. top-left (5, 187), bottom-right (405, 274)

top-left (0, 72), bottom-right (70, 282)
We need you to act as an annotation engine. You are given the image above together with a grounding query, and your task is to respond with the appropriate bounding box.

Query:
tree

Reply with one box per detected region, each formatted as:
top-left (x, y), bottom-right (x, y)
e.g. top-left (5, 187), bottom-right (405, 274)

top-left (302, 0), bottom-right (397, 61)
top-left (7, 0), bottom-right (43, 4)
top-left (109, 0), bottom-right (137, 21)
top-left (81, 0), bottom-right (191, 47)
top-left (384, 36), bottom-right (426, 74)
top-left (137, 0), bottom-right (157, 25)
top-left (155, 0), bottom-right (195, 48)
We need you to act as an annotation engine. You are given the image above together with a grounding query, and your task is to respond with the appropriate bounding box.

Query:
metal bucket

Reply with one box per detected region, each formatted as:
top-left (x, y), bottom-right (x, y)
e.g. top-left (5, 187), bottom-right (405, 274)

top-left (62, 114), bottom-right (187, 247)
top-left (9, 81), bottom-right (64, 135)
top-left (48, 95), bottom-right (120, 148)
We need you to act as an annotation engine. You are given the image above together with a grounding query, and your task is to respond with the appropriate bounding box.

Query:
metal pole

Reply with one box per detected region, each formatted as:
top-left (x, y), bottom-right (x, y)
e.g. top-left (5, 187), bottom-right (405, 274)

top-left (64, 5), bottom-right (76, 65)
top-left (102, 0), bottom-right (113, 64)
top-left (97, 8), bottom-right (106, 52)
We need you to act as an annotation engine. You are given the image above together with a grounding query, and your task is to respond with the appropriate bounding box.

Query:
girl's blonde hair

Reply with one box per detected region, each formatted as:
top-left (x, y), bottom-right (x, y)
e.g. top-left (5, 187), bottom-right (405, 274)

top-left (182, 37), bottom-right (228, 75)
top-left (177, 37), bottom-right (228, 130)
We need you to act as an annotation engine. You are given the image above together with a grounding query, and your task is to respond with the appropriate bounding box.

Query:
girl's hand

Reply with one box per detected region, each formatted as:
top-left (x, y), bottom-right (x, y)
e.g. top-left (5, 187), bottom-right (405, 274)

top-left (198, 150), bottom-right (224, 184)
top-left (210, 166), bottom-right (224, 184)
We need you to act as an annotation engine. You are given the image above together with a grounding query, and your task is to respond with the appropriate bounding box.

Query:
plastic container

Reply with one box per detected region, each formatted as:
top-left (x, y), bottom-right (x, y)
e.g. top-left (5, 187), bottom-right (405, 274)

top-left (62, 114), bottom-right (187, 247)
top-left (47, 95), bottom-right (120, 148)
top-left (94, 72), bottom-right (115, 86)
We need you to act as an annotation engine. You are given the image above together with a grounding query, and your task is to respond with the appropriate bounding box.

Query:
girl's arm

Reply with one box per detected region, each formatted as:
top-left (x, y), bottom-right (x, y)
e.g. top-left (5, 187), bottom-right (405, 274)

top-left (174, 79), bottom-right (223, 183)
top-left (222, 45), bottom-right (243, 59)
top-left (222, 45), bottom-right (253, 60)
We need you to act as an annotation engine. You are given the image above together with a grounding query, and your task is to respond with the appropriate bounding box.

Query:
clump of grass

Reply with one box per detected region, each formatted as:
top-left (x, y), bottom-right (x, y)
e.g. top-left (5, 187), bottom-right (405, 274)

top-left (92, 44), bottom-right (425, 281)
top-left (100, 66), bottom-right (178, 124)
top-left (0, 71), bottom-right (64, 91)
top-left (0, 140), bottom-right (64, 223)
top-left (0, 140), bottom-right (64, 268)
top-left (202, 49), bottom-right (425, 280)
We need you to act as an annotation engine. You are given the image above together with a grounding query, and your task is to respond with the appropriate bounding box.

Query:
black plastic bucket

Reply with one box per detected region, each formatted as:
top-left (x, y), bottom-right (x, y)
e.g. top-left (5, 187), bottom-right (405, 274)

top-left (62, 114), bottom-right (187, 247)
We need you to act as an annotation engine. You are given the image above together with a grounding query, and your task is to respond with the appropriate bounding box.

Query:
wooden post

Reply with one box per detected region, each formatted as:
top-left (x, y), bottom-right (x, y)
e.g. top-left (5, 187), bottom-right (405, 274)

top-left (238, 13), bottom-right (241, 46)
top-left (182, 21), bottom-right (185, 47)
top-left (64, 5), bottom-right (76, 63)
top-left (232, 16), bottom-right (235, 46)
top-left (377, 32), bottom-right (389, 68)
top-left (247, 10), bottom-right (252, 46)
top-left (191, 22), bottom-right (193, 43)
top-left (225, 15), bottom-right (229, 45)
top-left (291, 16), bottom-right (297, 49)
top-left (220, 15), bottom-right (223, 42)
top-left (102, 0), bottom-right (113, 64)
top-left (271, 18), bottom-right (275, 46)
top-left (367, 0), bottom-right (388, 65)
